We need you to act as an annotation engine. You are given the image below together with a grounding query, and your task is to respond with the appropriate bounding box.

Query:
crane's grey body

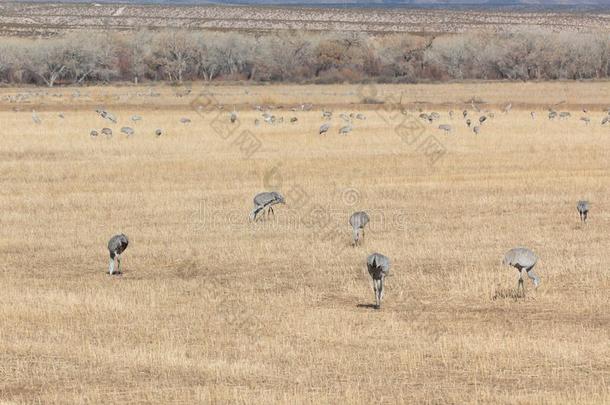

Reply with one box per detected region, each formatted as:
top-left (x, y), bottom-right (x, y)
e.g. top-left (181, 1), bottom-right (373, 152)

top-left (250, 191), bottom-right (285, 221)
top-left (101, 128), bottom-right (112, 138)
top-left (108, 234), bottom-right (129, 275)
top-left (367, 253), bottom-right (390, 309)
top-left (90, 130), bottom-right (99, 137)
top-left (319, 123), bottom-right (330, 135)
top-left (438, 124), bottom-right (452, 133)
top-left (502, 247), bottom-right (540, 292)
top-left (577, 200), bottom-right (589, 223)
top-left (349, 211), bottom-right (370, 246)
top-left (339, 124), bottom-right (352, 135)
top-left (230, 111), bottom-right (237, 123)
top-left (96, 108), bottom-right (117, 123)
top-left (155, 128), bottom-right (163, 137)
top-left (131, 115), bottom-right (142, 123)
top-left (121, 127), bottom-right (135, 137)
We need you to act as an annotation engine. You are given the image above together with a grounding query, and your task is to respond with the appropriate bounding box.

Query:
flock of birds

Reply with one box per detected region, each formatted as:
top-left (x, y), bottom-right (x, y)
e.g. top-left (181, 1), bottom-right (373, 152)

top-left (108, 192), bottom-right (592, 309)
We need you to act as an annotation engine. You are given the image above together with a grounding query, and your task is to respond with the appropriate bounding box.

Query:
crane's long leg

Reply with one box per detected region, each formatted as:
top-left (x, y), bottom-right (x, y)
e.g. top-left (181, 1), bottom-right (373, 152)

top-left (379, 277), bottom-right (385, 307)
top-left (108, 256), bottom-right (115, 275)
top-left (518, 269), bottom-right (524, 296)
top-left (117, 255), bottom-right (122, 274)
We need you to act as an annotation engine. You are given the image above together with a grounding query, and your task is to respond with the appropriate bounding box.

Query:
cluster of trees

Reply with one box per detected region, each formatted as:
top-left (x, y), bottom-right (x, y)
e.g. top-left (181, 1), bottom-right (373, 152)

top-left (0, 29), bottom-right (608, 86)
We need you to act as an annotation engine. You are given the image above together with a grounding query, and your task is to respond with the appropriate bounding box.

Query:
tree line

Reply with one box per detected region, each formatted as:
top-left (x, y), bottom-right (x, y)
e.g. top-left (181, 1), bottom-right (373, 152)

top-left (0, 29), bottom-right (608, 86)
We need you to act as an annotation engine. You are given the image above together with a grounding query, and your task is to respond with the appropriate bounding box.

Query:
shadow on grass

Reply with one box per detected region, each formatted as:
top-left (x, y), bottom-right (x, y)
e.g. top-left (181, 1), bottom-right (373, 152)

top-left (357, 303), bottom-right (379, 310)
top-left (492, 287), bottom-right (525, 301)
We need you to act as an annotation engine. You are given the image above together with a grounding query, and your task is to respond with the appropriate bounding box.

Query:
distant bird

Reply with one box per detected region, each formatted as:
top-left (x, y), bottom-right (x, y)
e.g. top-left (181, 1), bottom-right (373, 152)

top-left (419, 113), bottom-right (429, 121)
top-left (429, 112), bottom-right (440, 121)
top-left (339, 113), bottom-right (350, 122)
top-left (449, 110), bottom-right (454, 119)
top-left (577, 200), bottom-right (589, 223)
top-left (462, 110), bottom-right (468, 118)
top-left (355, 113), bottom-right (366, 120)
top-left (502, 103), bottom-right (512, 113)
top-left (602, 116), bottom-right (609, 125)
top-left (58, 113), bottom-right (65, 119)
top-left (130, 115), bottom-right (142, 123)
top-left (155, 128), bottom-right (163, 137)
top-left (96, 108), bottom-right (117, 123)
top-left (530, 111), bottom-right (536, 120)
top-left (121, 127), bottom-right (134, 137)
top-left (466, 118), bottom-right (471, 127)
top-left (319, 123), bottom-right (330, 135)
top-left (367, 253), bottom-right (391, 309)
top-left (580, 117), bottom-right (591, 125)
top-left (90, 130), bottom-right (99, 137)
top-left (101, 128), bottom-right (113, 138)
top-left (479, 116), bottom-right (487, 125)
top-left (180, 117), bottom-right (191, 124)
top-left (473, 126), bottom-right (481, 134)
top-left (290, 117), bottom-right (298, 123)
top-left (230, 111), bottom-right (237, 123)
top-left (548, 111), bottom-right (557, 120)
top-left (254, 119), bottom-right (260, 126)
top-left (339, 124), bottom-right (352, 135)
top-left (349, 211), bottom-right (370, 246)
top-left (502, 247), bottom-right (540, 293)
top-left (559, 112), bottom-right (571, 119)
top-left (438, 124), bottom-right (452, 133)
top-left (322, 110), bottom-right (332, 120)
top-left (250, 191), bottom-right (285, 222)
top-left (107, 234), bottom-right (129, 275)
top-left (31, 110), bottom-right (41, 124)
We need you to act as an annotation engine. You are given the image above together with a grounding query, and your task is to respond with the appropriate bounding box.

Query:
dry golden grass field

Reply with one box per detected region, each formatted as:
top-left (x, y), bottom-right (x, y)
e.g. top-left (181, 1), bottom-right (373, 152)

top-left (0, 82), bottom-right (609, 404)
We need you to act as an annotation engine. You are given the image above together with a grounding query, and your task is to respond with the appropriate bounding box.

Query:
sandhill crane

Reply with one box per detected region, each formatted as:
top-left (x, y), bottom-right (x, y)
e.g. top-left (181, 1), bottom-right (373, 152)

top-left (548, 111), bottom-right (557, 120)
top-left (349, 211), bottom-right (369, 246)
top-left (466, 118), bottom-right (472, 127)
top-left (339, 113), bottom-right (350, 122)
top-left (462, 110), bottom-right (468, 118)
top-left (339, 124), bottom-right (352, 135)
top-left (108, 234), bottom-right (129, 275)
top-left (531, 112), bottom-right (536, 120)
top-left (31, 110), bottom-right (41, 124)
top-left (577, 200), bottom-right (589, 223)
top-left (230, 110), bottom-right (237, 123)
top-left (419, 113), bottom-right (429, 121)
top-left (602, 116), bottom-right (609, 125)
top-left (250, 191), bottom-right (285, 222)
top-left (502, 103), bottom-right (512, 113)
top-left (130, 115), bottom-right (142, 123)
top-left (101, 128), bottom-right (112, 138)
top-left (322, 110), bottom-right (332, 120)
top-left (355, 113), bottom-right (366, 120)
top-left (254, 119), bottom-right (260, 127)
top-left (479, 116), bottom-right (487, 125)
top-left (449, 110), bottom-right (454, 119)
top-left (290, 117), bottom-right (298, 123)
top-left (367, 253), bottom-right (391, 309)
top-left (180, 117), bottom-right (191, 124)
top-left (121, 127), bottom-right (134, 137)
top-left (438, 124), bottom-right (452, 134)
top-left (580, 117), bottom-right (591, 125)
top-left (502, 247), bottom-right (540, 293)
top-left (559, 112), bottom-right (571, 119)
top-left (319, 123), bottom-right (330, 135)
top-left (58, 113), bottom-right (65, 119)
top-left (473, 126), bottom-right (481, 134)
top-left (96, 108), bottom-right (117, 123)
top-left (90, 130), bottom-right (99, 137)
top-left (471, 100), bottom-right (480, 112)
top-left (155, 128), bottom-right (163, 137)
top-left (429, 112), bottom-right (440, 121)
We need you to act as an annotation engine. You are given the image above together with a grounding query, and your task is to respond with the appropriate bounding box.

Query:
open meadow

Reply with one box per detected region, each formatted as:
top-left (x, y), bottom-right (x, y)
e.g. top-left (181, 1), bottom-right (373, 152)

top-left (0, 82), bottom-right (609, 403)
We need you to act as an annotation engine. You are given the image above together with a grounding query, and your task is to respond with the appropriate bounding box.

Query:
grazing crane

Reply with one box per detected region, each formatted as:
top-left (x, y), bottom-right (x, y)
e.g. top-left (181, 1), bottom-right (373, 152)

top-left (58, 113), bottom-right (65, 119)
top-left (429, 112), bottom-right (440, 121)
top-left (548, 111), bottom-right (557, 120)
top-left (580, 117), bottom-right (591, 125)
top-left (438, 124), bottom-right (452, 133)
top-left (502, 247), bottom-right (540, 293)
top-left (250, 191), bottom-right (285, 222)
top-left (90, 130), bottom-right (99, 137)
top-left (108, 234), bottom-right (129, 275)
top-left (290, 117), bottom-right (298, 123)
top-left (322, 110), bottom-right (332, 120)
top-left (419, 113), bottom-right (429, 121)
top-left (96, 108), bottom-right (117, 123)
top-left (502, 103), bottom-right (512, 113)
top-left (355, 113), bottom-right (366, 120)
top-left (602, 116), bottom-right (609, 125)
top-left (349, 211), bottom-right (370, 246)
top-left (462, 110), bottom-right (468, 118)
top-left (121, 127), bottom-right (134, 137)
top-left (466, 118), bottom-right (471, 127)
top-left (319, 123), bottom-right (330, 135)
top-left (180, 117), bottom-right (191, 124)
top-left (559, 112), bottom-right (571, 119)
top-left (367, 253), bottom-right (391, 309)
top-left (531, 111), bottom-right (536, 120)
top-left (155, 128), bottom-right (163, 137)
top-left (339, 113), bottom-right (350, 122)
top-left (254, 119), bottom-right (260, 126)
top-left (479, 116), bottom-right (487, 125)
top-left (101, 128), bottom-right (113, 138)
top-left (130, 115), bottom-right (142, 123)
top-left (577, 200), bottom-right (589, 223)
top-left (339, 124), bottom-right (353, 135)
top-left (230, 110), bottom-right (237, 123)
top-left (473, 126), bottom-right (481, 134)
top-left (449, 110), bottom-right (454, 119)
